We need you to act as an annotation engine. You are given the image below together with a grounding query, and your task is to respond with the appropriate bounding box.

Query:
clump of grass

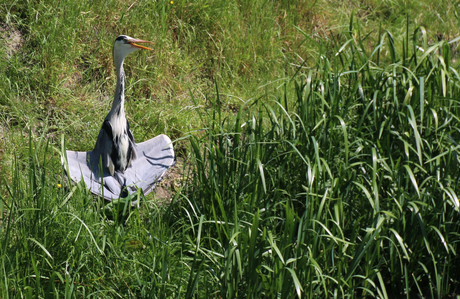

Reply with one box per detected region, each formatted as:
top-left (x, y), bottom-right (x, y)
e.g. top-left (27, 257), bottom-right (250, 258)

top-left (176, 21), bottom-right (460, 297)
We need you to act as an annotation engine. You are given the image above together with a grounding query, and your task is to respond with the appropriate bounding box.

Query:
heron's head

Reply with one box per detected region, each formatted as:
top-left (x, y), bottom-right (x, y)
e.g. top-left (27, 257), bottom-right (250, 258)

top-left (113, 35), bottom-right (153, 66)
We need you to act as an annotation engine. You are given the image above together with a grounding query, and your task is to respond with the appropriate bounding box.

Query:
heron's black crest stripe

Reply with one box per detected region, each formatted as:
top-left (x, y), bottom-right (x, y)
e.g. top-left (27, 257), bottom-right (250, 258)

top-left (116, 35), bottom-right (127, 41)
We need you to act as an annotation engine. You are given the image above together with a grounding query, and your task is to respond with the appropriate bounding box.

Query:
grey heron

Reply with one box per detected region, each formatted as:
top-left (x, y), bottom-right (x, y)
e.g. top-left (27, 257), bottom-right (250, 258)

top-left (63, 35), bottom-right (175, 201)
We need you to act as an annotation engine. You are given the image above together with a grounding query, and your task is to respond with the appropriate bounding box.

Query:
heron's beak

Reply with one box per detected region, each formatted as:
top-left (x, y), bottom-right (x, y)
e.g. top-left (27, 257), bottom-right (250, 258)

top-left (128, 38), bottom-right (154, 51)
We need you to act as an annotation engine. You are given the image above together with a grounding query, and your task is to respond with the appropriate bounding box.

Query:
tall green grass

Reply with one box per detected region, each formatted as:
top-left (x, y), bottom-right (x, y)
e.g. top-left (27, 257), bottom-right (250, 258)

top-left (2, 0), bottom-right (460, 297)
top-left (176, 22), bottom-right (460, 297)
top-left (1, 22), bottom-right (459, 297)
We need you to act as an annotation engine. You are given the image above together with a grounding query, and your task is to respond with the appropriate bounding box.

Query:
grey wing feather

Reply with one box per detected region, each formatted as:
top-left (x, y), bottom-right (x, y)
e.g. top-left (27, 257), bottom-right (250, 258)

top-left (63, 134), bottom-right (175, 201)
top-left (123, 134), bottom-right (175, 195)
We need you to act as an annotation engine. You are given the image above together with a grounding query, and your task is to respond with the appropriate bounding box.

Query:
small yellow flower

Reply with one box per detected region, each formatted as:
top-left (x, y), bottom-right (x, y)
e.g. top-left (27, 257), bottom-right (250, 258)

top-left (170, 1), bottom-right (173, 4)
top-left (57, 183), bottom-right (62, 188)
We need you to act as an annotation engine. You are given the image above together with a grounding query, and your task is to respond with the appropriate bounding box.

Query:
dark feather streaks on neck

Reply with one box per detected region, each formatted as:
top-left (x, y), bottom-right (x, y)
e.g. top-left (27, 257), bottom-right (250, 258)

top-left (118, 71), bottom-right (125, 105)
top-left (111, 69), bottom-right (125, 117)
top-left (112, 67), bottom-right (136, 173)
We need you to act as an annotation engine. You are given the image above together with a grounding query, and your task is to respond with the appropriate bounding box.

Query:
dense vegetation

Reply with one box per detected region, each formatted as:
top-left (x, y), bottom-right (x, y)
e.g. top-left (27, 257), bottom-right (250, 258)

top-left (1, 0), bottom-right (460, 298)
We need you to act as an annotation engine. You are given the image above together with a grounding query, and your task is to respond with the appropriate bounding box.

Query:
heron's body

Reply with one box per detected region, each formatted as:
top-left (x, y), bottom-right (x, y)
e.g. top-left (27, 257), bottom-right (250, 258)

top-left (94, 60), bottom-right (135, 175)
top-left (63, 35), bottom-right (175, 200)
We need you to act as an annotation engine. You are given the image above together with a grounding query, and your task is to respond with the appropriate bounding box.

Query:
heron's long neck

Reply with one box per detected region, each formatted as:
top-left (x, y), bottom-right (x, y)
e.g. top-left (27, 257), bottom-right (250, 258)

top-left (111, 58), bottom-right (126, 115)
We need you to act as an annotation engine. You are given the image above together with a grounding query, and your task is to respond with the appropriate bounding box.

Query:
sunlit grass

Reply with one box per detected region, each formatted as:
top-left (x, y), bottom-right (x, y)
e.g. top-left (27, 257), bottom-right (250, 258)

top-left (1, 0), bottom-right (460, 298)
top-left (177, 24), bottom-right (460, 297)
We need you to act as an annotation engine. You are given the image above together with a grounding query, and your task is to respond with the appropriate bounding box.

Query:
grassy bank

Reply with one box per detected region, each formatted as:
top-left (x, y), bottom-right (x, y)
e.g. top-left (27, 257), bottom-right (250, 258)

top-left (1, 0), bottom-right (460, 298)
top-left (1, 0), bottom-right (460, 153)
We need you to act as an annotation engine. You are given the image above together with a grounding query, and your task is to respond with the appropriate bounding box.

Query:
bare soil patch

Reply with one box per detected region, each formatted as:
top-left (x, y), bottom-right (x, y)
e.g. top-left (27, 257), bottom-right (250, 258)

top-left (152, 156), bottom-right (186, 203)
top-left (0, 23), bottom-right (23, 58)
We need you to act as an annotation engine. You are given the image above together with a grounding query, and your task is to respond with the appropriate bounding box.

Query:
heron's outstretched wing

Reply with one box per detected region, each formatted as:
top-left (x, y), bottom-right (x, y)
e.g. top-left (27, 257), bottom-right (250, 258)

top-left (63, 134), bottom-right (175, 201)
top-left (123, 134), bottom-right (176, 195)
